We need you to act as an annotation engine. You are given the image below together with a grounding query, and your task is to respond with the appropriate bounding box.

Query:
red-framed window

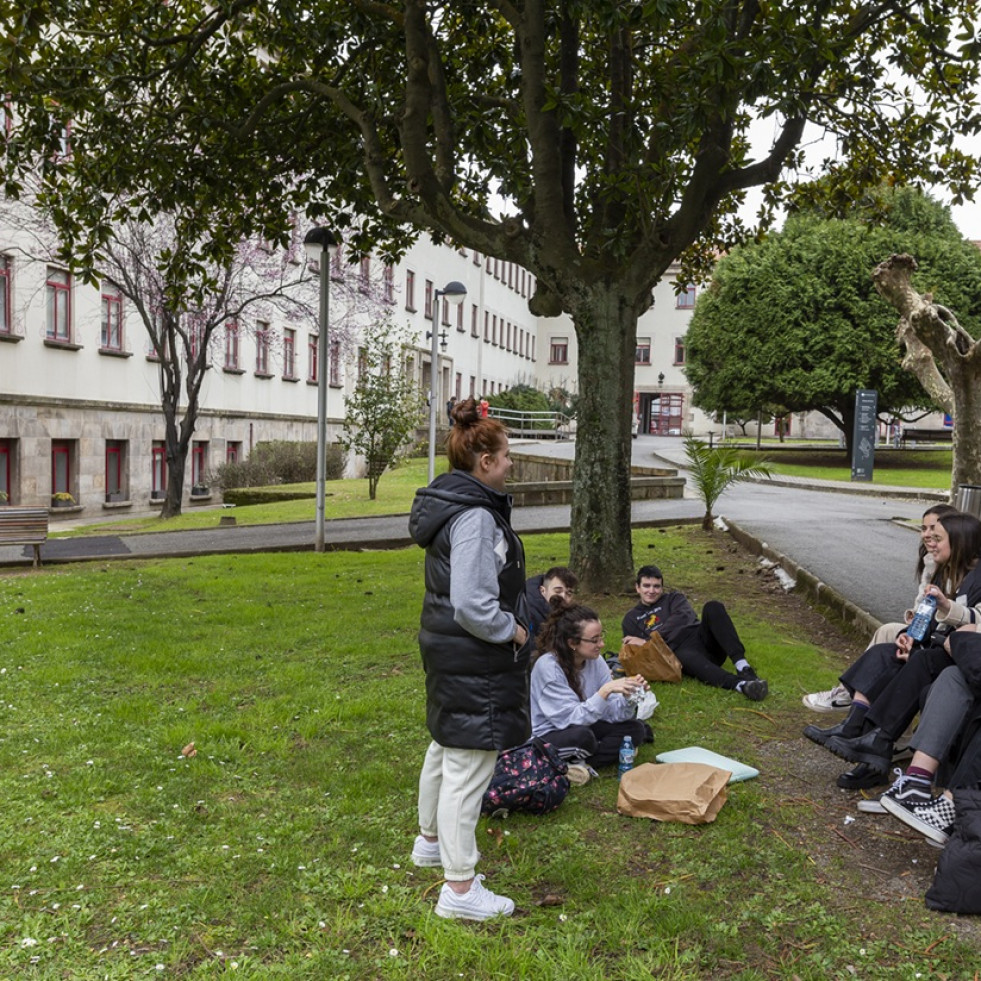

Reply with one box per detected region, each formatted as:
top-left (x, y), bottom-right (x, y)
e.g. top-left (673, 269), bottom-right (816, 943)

top-left (330, 242), bottom-right (344, 280)
top-left (383, 263), bottom-right (395, 303)
top-left (549, 336), bottom-right (568, 364)
top-left (424, 279), bottom-right (434, 320)
top-left (471, 303), bottom-right (479, 337)
top-left (224, 322), bottom-right (240, 369)
top-left (255, 322), bottom-right (270, 374)
top-left (283, 328), bottom-right (296, 378)
top-left (359, 256), bottom-right (370, 293)
top-left (51, 440), bottom-right (71, 495)
top-left (455, 372), bottom-right (462, 399)
top-left (191, 441), bottom-right (208, 486)
top-left (674, 336), bottom-right (687, 365)
top-left (469, 375), bottom-right (476, 398)
top-left (329, 338), bottom-right (341, 386)
top-left (635, 337), bottom-right (651, 364)
top-left (187, 314), bottom-right (207, 363)
top-left (105, 441), bottom-right (125, 497)
top-left (101, 280), bottom-right (123, 351)
top-left (226, 441), bottom-right (242, 463)
top-left (151, 441), bottom-right (167, 495)
top-left (46, 267), bottom-right (71, 341)
top-left (405, 270), bottom-right (415, 311)
top-left (308, 333), bottom-right (319, 382)
top-left (676, 284), bottom-right (697, 309)
top-left (0, 439), bottom-right (11, 501)
top-left (0, 255), bottom-right (11, 334)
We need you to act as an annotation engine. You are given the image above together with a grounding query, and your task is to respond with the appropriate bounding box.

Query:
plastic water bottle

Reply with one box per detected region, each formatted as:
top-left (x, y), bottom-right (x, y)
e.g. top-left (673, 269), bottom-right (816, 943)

top-left (907, 594), bottom-right (938, 643)
top-left (618, 736), bottom-right (636, 781)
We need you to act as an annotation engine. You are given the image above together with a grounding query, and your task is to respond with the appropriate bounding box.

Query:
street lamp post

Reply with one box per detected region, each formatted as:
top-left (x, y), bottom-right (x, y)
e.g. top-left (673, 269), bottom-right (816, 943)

top-left (303, 226), bottom-right (338, 552)
top-left (427, 281), bottom-right (467, 484)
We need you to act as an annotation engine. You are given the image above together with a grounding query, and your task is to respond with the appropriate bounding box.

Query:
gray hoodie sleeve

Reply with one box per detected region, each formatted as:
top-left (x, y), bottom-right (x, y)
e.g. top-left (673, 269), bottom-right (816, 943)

top-left (448, 507), bottom-right (517, 644)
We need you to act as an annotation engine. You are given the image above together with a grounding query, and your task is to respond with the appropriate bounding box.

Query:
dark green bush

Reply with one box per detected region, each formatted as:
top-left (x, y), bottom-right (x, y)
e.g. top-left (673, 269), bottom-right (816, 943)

top-left (213, 441), bottom-right (344, 489)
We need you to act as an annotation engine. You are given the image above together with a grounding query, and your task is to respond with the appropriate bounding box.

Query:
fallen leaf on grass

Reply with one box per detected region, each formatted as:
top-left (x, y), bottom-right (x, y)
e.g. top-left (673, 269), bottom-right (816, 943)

top-left (181, 742), bottom-right (197, 758)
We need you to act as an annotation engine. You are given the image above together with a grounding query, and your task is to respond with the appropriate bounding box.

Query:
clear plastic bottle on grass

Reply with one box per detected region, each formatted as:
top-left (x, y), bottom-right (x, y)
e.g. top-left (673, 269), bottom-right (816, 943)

top-left (618, 736), bottom-right (636, 781)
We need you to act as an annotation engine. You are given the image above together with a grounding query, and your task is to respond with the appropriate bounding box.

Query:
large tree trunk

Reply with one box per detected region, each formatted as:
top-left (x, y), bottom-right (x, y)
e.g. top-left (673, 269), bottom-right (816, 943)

top-left (873, 254), bottom-right (981, 497)
top-left (569, 284), bottom-right (639, 593)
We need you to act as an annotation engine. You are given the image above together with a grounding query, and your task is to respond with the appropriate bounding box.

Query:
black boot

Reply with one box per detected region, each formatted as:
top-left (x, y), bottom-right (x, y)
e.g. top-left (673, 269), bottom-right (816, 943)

top-left (836, 762), bottom-right (888, 790)
top-left (825, 727), bottom-right (892, 772)
top-left (803, 704), bottom-right (865, 747)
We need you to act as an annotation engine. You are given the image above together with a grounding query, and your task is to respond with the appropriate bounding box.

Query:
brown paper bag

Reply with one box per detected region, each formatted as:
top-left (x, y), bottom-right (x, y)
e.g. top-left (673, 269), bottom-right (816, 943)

top-left (616, 762), bottom-right (730, 824)
top-left (619, 635), bottom-right (682, 683)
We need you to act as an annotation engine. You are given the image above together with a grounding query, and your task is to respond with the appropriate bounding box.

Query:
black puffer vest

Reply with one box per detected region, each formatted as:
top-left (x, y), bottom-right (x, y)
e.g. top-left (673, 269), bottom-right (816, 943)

top-left (408, 470), bottom-right (530, 750)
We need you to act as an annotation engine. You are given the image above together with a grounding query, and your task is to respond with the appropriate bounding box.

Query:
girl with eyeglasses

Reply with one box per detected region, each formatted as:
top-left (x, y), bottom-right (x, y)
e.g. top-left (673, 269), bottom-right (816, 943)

top-left (529, 603), bottom-right (652, 778)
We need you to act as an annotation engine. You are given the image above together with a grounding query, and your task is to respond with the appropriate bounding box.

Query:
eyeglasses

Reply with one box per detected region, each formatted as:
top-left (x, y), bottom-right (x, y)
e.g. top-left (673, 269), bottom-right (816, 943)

top-left (579, 635), bottom-right (604, 645)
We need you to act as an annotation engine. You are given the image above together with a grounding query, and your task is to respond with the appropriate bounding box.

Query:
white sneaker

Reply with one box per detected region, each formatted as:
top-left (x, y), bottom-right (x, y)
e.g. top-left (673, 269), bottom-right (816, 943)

top-left (802, 684), bottom-right (852, 712)
top-left (411, 835), bottom-right (442, 868)
top-left (435, 874), bottom-right (515, 920)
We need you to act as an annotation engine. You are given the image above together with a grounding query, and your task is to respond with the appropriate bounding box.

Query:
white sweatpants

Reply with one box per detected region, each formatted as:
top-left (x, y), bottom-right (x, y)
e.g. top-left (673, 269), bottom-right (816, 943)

top-left (417, 741), bottom-right (498, 881)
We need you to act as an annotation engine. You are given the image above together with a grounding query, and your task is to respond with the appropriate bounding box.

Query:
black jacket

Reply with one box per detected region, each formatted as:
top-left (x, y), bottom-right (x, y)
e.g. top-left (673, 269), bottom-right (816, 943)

top-left (621, 591), bottom-right (699, 650)
top-left (408, 470), bottom-right (530, 751)
top-left (523, 574), bottom-right (550, 643)
top-left (926, 789), bottom-right (981, 913)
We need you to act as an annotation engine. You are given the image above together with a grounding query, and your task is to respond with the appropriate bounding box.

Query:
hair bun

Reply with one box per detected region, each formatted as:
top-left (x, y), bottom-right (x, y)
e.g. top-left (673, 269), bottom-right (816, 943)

top-left (451, 397), bottom-right (480, 427)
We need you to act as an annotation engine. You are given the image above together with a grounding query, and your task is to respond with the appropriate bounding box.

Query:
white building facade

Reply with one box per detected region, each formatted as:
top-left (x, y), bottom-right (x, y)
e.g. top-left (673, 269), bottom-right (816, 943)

top-left (1, 217), bottom-right (709, 515)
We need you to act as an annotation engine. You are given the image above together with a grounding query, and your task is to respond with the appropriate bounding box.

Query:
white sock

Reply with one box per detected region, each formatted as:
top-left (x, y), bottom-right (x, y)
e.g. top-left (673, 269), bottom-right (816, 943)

top-left (734, 659), bottom-right (751, 673)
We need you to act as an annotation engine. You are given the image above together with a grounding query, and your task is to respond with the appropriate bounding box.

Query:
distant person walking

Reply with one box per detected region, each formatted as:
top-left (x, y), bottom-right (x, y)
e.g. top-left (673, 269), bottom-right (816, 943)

top-left (479, 397), bottom-right (490, 418)
top-left (446, 396), bottom-right (457, 425)
top-left (408, 397), bottom-right (530, 921)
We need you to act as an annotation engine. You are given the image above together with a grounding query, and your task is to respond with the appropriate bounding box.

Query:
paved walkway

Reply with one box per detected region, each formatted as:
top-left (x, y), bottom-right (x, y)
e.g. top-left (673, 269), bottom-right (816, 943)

top-left (0, 436), bottom-right (949, 627)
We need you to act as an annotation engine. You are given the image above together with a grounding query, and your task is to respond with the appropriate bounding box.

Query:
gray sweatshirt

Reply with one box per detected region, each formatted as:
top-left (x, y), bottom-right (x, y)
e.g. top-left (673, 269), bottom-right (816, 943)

top-left (530, 653), bottom-right (633, 737)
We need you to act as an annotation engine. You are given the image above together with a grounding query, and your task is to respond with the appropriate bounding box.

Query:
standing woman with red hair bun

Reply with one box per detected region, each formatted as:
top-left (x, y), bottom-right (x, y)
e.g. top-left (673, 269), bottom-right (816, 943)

top-left (408, 398), bottom-right (530, 920)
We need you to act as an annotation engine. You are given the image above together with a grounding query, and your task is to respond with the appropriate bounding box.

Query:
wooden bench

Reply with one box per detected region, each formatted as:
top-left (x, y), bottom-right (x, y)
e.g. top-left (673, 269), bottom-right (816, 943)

top-left (0, 506), bottom-right (49, 567)
top-left (900, 427), bottom-right (953, 447)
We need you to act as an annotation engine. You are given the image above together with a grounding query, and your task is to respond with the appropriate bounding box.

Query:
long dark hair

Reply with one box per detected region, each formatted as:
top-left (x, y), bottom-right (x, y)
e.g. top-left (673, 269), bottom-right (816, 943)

top-left (446, 398), bottom-right (507, 472)
top-left (535, 603), bottom-right (601, 702)
top-left (936, 511), bottom-right (981, 595)
top-left (916, 503), bottom-right (958, 582)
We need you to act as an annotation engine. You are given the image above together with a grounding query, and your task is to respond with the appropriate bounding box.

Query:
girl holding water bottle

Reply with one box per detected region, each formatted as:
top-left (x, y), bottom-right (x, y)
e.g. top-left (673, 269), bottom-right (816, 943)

top-left (808, 511), bottom-right (981, 785)
top-left (529, 603), bottom-right (652, 784)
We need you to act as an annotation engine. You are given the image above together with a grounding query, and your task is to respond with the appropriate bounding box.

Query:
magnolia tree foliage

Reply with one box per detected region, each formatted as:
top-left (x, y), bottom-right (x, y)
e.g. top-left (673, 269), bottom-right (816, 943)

top-left (340, 318), bottom-right (425, 500)
top-left (4, 2), bottom-right (981, 586)
top-left (684, 190), bottom-right (981, 453)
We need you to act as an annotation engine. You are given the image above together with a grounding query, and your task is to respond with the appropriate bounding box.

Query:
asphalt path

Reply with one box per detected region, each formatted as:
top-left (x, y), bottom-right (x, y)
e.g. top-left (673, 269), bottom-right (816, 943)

top-left (0, 435), bottom-right (943, 626)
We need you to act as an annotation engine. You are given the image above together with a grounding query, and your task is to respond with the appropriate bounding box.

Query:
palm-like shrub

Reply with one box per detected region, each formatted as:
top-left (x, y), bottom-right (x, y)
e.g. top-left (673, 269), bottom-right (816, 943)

top-left (683, 433), bottom-right (773, 529)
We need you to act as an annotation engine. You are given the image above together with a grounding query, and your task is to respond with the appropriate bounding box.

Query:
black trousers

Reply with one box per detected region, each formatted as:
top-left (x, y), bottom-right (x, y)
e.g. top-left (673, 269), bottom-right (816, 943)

top-left (540, 719), bottom-right (653, 768)
top-left (671, 600), bottom-right (747, 690)
top-left (840, 641), bottom-right (908, 703)
top-left (865, 645), bottom-right (952, 741)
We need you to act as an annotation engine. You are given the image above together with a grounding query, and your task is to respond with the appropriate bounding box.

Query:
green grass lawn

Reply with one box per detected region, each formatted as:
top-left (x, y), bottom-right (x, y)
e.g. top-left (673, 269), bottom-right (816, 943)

top-left (737, 448), bottom-right (953, 489)
top-left (0, 526), bottom-right (975, 978)
top-left (55, 458), bottom-right (446, 538)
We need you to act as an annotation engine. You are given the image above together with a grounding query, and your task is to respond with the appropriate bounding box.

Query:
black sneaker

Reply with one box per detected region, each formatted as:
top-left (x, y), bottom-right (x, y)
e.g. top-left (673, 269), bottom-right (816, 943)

top-left (739, 678), bottom-right (768, 701)
top-left (878, 768), bottom-right (933, 825)
top-left (900, 794), bottom-right (957, 847)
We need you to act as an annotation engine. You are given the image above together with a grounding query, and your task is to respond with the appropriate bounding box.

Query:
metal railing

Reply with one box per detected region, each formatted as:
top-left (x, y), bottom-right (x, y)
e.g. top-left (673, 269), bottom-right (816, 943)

top-left (488, 406), bottom-right (573, 438)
